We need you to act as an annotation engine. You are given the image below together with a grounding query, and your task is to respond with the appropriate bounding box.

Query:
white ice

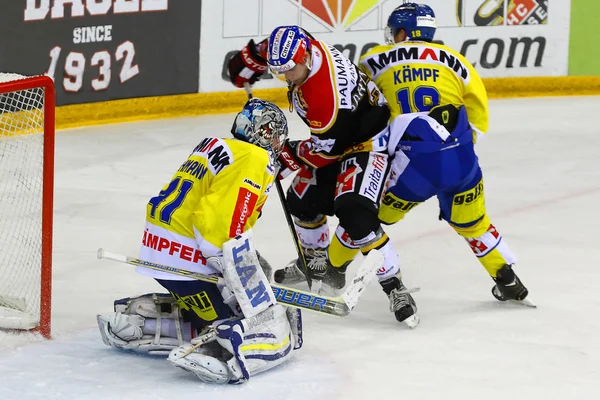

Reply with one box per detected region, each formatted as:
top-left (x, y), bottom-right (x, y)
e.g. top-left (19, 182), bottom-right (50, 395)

top-left (1, 96), bottom-right (600, 400)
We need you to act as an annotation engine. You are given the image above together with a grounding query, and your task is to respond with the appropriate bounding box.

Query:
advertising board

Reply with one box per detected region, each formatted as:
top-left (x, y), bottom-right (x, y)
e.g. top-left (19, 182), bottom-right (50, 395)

top-left (200, 0), bottom-right (566, 92)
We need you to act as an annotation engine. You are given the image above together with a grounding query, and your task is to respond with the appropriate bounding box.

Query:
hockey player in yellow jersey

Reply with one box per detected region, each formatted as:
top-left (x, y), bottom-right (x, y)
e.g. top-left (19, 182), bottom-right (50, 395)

top-left (356, 3), bottom-right (532, 310)
top-left (97, 99), bottom-right (305, 384)
top-left (360, 4), bottom-right (488, 140)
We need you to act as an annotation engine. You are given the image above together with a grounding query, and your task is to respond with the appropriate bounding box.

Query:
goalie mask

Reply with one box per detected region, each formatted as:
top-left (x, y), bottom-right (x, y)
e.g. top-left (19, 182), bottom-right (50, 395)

top-left (231, 98), bottom-right (289, 158)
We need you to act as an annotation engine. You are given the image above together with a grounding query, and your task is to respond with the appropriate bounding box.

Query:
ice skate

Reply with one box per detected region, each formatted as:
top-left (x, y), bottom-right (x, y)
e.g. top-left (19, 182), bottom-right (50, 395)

top-left (492, 264), bottom-right (535, 307)
top-left (273, 258), bottom-right (306, 284)
top-left (322, 260), bottom-right (350, 290)
top-left (274, 248), bottom-right (328, 288)
top-left (380, 275), bottom-right (419, 328)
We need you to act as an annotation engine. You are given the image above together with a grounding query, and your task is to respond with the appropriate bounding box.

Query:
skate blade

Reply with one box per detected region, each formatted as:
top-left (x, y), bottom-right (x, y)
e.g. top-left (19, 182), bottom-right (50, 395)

top-left (403, 314), bottom-right (420, 329)
top-left (398, 287), bottom-right (420, 295)
top-left (274, 275), bottom-right (306, 285)
top-left (509, 296), bottom-right (537, 308)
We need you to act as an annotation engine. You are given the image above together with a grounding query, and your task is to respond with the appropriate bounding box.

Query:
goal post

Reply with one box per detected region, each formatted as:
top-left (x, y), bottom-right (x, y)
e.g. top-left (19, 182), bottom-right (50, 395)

top-left (0, 73), bottom-right (55, 339)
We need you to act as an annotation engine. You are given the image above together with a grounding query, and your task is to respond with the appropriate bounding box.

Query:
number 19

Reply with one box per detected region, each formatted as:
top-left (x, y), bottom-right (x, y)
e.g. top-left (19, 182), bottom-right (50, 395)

top-left (396, 86), bottom-right (441, 114)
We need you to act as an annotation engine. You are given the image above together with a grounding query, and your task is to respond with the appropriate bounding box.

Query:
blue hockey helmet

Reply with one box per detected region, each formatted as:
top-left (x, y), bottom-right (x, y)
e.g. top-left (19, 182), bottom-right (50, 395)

top-left (231, 98), bottom-right (289, 157)
top-left (385, 3), bottom-right (437, 44)
top-left (266, 25), bottom-right (311, 74)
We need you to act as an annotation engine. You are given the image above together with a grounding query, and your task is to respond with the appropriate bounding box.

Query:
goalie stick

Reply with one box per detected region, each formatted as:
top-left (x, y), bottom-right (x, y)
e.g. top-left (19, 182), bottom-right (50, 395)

top-left (97, 248), bottom-right (383, 317)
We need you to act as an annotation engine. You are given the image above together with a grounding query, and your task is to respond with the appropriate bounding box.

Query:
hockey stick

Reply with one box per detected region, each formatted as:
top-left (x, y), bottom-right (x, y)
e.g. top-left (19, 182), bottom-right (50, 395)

top-left (273, 178), bottom-right (312, 287)
top-left (97, 248), bottom-right (383, 317)
top-left (243, 83), bottom-right (311, 288)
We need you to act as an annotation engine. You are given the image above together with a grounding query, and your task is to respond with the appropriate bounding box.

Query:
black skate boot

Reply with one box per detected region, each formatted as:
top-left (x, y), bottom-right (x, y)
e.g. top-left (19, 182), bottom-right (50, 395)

top-left (492, 264), bottom-right (530, 302)
top-left (274, 258), bottom-right (306, 284)
top-left (322, 260), bottom-right (350, 290)
top-left (380, 275), bottom-right (419, 328)
top-left (274, 248), bottom-right (328, 285)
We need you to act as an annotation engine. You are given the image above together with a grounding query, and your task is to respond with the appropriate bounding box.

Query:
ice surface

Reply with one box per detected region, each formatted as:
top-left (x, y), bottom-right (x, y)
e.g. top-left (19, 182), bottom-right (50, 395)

top-left (1, 97), bottom-right (599, 399)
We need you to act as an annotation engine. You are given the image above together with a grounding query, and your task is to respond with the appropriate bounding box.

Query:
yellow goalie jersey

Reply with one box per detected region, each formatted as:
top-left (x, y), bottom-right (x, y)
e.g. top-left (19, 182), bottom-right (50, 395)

top-left (359, 41), bottom-right (489, 139)
top-left (138, 137), bottom-right (275, 281)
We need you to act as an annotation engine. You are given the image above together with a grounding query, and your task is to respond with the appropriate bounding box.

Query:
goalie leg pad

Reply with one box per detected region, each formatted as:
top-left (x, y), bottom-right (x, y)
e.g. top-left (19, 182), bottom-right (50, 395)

top-left (222, 231), bottom-right (277, 318)
top-left (97, 293), bottom-right (191, 355)
top-left (168, 305), bottom-right (295, 384)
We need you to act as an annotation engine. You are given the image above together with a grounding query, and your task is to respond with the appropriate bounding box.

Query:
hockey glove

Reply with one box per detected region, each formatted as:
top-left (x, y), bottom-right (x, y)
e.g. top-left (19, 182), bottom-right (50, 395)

top-left (227, 39), bottom-right (269, 88)
top-left (277, 140), bottom-right (305, 180)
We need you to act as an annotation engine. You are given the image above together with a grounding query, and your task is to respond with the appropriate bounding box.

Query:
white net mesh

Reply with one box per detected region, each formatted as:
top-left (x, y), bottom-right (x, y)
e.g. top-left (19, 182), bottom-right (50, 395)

top-left (0, 73), bottom-right (46, 330)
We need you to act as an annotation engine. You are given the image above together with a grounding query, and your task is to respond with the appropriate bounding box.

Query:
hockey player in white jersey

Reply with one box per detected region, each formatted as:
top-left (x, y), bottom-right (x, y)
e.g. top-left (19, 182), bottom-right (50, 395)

top-left (97, 99), bottom-right (303, 384)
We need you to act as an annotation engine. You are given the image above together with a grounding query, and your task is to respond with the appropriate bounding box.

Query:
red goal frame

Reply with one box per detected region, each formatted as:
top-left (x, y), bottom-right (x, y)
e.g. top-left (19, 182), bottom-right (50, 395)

top-left (0, 75), bottom-right (55, 339)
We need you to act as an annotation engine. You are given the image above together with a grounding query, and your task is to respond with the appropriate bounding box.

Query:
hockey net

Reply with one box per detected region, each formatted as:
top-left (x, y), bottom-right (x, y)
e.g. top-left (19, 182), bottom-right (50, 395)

top-left (0, 73), bottom-right (55, 339)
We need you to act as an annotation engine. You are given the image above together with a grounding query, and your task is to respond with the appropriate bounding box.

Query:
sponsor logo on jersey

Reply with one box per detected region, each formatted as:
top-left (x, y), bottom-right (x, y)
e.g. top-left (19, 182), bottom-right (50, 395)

top-left (192, 138), bottom-right (232, 175)
top-left (360, 153), bottom-right (387, 203)
top-left (243, 178), bottom-right (261, 190)
top-left (335, 157), bottom-right (362, 198)
top-left (453, 181), bottom-right (484, 205)
top-left (364, 45), bottom-right (470, 84)
top-left (142, 229), bottom-right (206, 264)
top-left (328, 44), bottom-right (358, 110)
top-left (382, 194), bottom-right (419, 212)
top-left (230, 188), bottom-right (259, 237)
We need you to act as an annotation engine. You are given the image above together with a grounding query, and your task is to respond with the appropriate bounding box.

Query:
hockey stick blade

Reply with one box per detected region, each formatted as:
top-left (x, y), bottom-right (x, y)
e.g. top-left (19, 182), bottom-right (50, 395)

top-left (98, 248), bottom-right (362, 317)
top-left (341, 250), bottom-right (384, 311)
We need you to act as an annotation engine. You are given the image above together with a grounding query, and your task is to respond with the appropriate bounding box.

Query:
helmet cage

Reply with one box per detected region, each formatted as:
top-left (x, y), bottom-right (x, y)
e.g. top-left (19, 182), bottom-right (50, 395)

top-left (231, 99), bottom-right (289, 158)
